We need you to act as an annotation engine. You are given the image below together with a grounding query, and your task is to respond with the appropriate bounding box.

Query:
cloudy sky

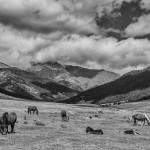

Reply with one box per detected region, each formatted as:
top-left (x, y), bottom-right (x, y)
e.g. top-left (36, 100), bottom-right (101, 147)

top-left (0, 0), bottom-right (150, 74)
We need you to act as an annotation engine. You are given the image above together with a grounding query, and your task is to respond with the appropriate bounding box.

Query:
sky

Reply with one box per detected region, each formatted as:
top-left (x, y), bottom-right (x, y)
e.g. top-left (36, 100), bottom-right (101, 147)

top-left (0, 0), bottom-right (150, 74)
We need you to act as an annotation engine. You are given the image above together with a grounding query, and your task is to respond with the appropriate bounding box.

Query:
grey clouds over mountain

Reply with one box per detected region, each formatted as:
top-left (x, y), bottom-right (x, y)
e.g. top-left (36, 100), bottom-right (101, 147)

top-left (0, 0), bottom-right (150, 74)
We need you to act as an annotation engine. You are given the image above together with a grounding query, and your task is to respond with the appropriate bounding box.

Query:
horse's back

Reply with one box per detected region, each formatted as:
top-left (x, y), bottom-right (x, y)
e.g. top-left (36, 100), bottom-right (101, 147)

top-left (134, 114), bottom-right (145, 119)
top-left (8, 112), bottom-right (17, 123)
top-left (28, 106), bottom-right (37, 110)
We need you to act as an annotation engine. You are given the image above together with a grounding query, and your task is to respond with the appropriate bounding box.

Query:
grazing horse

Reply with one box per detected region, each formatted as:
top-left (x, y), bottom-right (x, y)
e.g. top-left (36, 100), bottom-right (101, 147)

top-left (86, 126), bottom-right (103, 135)
top-left (61, 110), bottom-right (69, 122)
top-left (130, 113), bottom-right (150, 126)
top-left (28, 106), bottom-right (38, 115)
top-left (2, 112), bottom-right (17, 133)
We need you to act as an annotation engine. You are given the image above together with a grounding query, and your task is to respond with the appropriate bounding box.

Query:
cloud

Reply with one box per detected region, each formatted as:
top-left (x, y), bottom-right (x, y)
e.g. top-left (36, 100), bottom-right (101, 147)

top-left (34, 34), bottom-right (150, 73)
top-left (0, 23), bottom-right (45, 67)
top-left (125, 14), bottom-right (150, 36)
top-left (95, 0), bottom-right (150, 40)
top-left (0, 0), bottom-right (99, 35)
top-left (0, 0), bottom-right (150, 74)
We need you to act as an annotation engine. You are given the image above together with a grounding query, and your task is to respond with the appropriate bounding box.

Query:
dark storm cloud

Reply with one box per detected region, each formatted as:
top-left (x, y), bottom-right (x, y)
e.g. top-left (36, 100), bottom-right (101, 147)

top-left (95, 0), bottom-right (150, 39)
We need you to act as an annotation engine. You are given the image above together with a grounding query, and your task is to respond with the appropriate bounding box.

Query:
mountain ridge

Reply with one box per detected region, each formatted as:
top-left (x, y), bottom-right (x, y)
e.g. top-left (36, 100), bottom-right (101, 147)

top-left (62, 66), bottom-right (150, 104)
top-left (29, 61), bottom-right (119, 91)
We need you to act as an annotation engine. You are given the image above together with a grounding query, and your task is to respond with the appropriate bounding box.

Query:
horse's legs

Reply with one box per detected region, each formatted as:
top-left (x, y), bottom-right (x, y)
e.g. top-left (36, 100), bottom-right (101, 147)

top-left (0, 125), bottom-right (4, 134)
top-left (36, 109), bottom-right (38, 115)
top-left (143, 121), bottom-right (145, 126)
top-left (11, 124), bottom-right (15, 133)
top-left (28, 109), bottom-right (30, 115)
top-left (133, 118), bottom-right (137, 125)
top-left (5, 125), bottom-right (8, 133)
top-left (28, 110), bottom-right (31, 115)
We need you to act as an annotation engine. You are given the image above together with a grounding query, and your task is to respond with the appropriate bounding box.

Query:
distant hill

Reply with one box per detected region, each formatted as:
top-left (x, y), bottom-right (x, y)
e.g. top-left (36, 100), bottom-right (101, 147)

top-left (29, 61), bottom-right (83, 92)
top-left (65, 65), bottom-right (103, 78)
top-left (0, 66), bottom-right (78, 101)
top-left (29, 61), bottom-right (119, 91)
top-left (62, 66), bottom-right (150, 104)
top-left (0, 61), bottom-right (119, 102)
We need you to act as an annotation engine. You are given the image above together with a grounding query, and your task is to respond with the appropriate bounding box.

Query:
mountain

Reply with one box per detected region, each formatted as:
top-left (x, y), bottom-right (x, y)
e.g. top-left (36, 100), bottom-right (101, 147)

top-left (65, 65), bottom-right (103, 78)
top-left (82, 70), bottom-right (119, 89)
top-left (0, 62), bottom-right (10, 68)
top-left (0, 65), bottom-right (79, 101)
top-left (62, 66), bottom-right (150, 104)
top-left (0, 61), bottom-right (119, 101)
top-left (29, 61), bottom-right (119, 91)
top-left (29, 61), bottom-right (83, 91)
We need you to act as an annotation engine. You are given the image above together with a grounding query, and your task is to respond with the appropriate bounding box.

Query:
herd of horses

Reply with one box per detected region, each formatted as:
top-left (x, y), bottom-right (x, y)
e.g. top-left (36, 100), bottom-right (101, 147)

top-left (0, 106), bottom-right (38, 135)
top-left (0, 105), bottom-right (150, 135)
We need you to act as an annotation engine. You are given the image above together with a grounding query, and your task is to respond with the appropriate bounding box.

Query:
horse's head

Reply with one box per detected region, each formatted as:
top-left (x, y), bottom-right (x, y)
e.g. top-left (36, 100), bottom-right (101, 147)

top-left (143, 113), bottom-right (150, 125)
top-left (2, 112), bottom-right (9, 123)
top-left (128, 115), bottom-right (133, 122)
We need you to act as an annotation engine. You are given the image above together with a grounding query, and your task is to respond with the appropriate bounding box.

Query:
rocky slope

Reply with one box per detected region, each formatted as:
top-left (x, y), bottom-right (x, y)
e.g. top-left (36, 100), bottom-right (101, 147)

top-left (0, 62), bottom-right (79, 101)
top-left (63, 66), bottom-right (150, 104)
top-left (0, 61), bottom-right (119, 101)
top-left (29, 61), bottom-right (119, 91)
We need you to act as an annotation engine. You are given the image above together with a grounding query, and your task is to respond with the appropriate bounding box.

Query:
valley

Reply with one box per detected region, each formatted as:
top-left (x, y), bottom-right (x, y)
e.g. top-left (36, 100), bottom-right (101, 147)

top-left (0, 99), bottom-right (150, 150)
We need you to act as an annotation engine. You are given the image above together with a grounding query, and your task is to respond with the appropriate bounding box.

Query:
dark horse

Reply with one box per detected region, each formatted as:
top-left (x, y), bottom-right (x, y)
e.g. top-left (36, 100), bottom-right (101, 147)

top-left (28, 106), bottom-right (38, 115)
top-left (0, 116), bottom-right (7, 134)
top-left (61, 110), bottom-right (69, 122)
top-left (86, 126), bottom-right (103, 135)
top-left (2, 112), bottom-right (17, 133)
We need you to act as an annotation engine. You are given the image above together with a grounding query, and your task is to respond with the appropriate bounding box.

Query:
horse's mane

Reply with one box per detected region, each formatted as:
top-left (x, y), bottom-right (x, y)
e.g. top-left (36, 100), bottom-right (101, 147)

top-left (2, 112), bottom-right (8, 118)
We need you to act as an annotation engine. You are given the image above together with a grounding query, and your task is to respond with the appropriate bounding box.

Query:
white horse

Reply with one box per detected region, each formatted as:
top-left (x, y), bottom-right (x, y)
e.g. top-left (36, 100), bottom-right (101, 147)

top-left (129, 113), bottom-right (150, 126)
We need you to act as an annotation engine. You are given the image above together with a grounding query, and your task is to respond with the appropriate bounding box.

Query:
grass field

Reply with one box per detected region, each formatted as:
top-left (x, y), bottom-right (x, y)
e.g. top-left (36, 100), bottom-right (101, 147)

top-left (0, 99), bottom-right (150, 150)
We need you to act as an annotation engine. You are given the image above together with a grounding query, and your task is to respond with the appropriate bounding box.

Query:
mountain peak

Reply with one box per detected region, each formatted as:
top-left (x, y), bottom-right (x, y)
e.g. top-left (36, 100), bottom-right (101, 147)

top-left (31, 61), bottom-right (63, 68)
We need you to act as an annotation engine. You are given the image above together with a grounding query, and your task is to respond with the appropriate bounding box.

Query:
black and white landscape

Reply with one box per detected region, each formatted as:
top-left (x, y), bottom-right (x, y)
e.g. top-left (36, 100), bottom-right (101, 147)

top-left (0, 0), bottom-right (150, 149)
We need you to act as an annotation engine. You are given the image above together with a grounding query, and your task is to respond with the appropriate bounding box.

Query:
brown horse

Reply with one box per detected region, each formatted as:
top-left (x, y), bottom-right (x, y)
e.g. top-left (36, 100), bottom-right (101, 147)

top-left (28, 106), bottom-right (38, 115)
top-left (2, 112), bottom-right (17, 133)
top-left (61, 110), bottom-right (69, 122)
top-left (130, 113), bottom-right (150, 126)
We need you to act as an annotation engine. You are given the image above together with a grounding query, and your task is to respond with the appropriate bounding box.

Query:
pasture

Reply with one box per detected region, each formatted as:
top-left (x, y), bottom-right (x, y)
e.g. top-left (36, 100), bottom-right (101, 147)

top-left (0, 99), bottom-right (150, 150)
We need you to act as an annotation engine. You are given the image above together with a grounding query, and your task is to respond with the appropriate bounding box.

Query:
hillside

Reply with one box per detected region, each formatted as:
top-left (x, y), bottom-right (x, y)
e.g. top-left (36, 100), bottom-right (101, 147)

top-left (63, 66), bottom-right (150, 104)
top-left (83, 70), bottom-right (119, 89)
top-left (29, 61), bottom-right (119, 91)
top-left (29, 61), bottom-right (83, 91)
top-left (0, 66), bottom-right (79, 101)
top-left (65, 65), bottom-right (103, 78)
top-left (0, 61), bottom-right (119, 101)
top-left (0, 62), bottom-right (10, 68)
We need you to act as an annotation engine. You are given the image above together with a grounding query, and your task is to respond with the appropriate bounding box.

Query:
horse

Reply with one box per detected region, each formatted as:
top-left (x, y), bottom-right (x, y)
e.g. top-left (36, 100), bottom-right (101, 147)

top-left (2, 112), bottom-right (17, 133)
top-left (61, 110), bottom-right (69, 122)
top-left (0, 116), bottom-right (7, 134)
top-left (86, 126), bottom-right (103, 135)
top-left (129, 113), bottom-right (150, 126)
top-left (27, 106), bottom-right (38, 115)
top-left (124, 129), bottom-right (141, 135)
